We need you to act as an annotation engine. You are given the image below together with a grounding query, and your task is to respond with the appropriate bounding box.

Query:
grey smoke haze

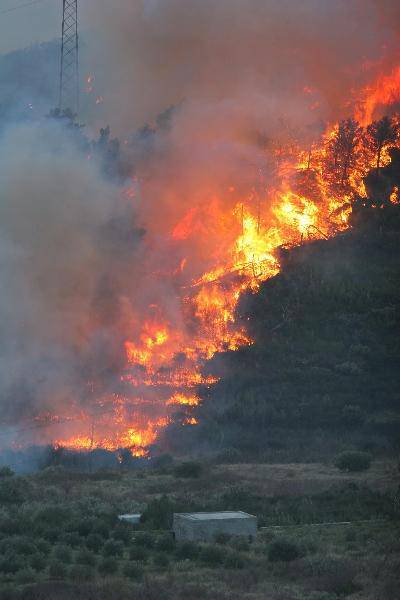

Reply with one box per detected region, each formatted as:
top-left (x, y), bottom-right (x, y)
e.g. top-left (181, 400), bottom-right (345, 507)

top-left (0, 0), bottom-right (399, 447)
top-left (0, 120), bottom-right (142, 427)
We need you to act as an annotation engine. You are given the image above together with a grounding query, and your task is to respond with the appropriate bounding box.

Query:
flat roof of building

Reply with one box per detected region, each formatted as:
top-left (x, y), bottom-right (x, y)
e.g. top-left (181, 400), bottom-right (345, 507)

top-left (175, 511), bottom-right (255, 521)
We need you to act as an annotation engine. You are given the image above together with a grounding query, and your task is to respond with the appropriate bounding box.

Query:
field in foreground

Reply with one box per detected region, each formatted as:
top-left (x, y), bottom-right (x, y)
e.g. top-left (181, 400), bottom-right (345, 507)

top-left (0, 458), bottom-right (398, 600)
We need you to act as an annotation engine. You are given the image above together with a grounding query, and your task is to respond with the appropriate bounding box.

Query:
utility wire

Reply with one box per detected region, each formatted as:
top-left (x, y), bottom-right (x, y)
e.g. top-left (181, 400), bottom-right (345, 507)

top-left (0, 0), bottom-right (50, 15)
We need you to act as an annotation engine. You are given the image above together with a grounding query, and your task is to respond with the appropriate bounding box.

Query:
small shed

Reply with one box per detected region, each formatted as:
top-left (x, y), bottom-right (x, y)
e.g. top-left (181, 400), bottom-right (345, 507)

top-left (118, 514), bottom-right (141, 525)
top-left (173, 511), bottom-right (257, 541)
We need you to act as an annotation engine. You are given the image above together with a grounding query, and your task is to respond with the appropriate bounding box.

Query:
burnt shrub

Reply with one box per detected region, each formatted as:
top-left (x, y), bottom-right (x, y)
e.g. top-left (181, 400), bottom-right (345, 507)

top-left (98, 557), bottom-right (119, 576)
top-left (102, 539), bottom-right (124, 557)
top-left (175, 541), bottom-right (200, 560)
top-left (268, 538), bottom-right (301, 562)
top-left (174, 461), bottom-right (203, 479)
top-left (199, 545), bottom-right (224, 566)
top-left (335, 451), bottom-right (372, 472)
top-left (48, 560), bottom-right (68, 580)
top-left (122, 562), bottom-right (144, 580)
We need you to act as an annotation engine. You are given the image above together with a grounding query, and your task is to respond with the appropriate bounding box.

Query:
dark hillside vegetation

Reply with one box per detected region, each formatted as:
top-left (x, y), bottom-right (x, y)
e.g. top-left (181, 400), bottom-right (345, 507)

top-left (164, 164), bottom-right (400, 461)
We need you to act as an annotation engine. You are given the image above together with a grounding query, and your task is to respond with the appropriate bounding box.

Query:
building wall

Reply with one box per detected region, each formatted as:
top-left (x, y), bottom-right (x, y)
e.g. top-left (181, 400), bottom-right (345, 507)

top-left (173, 514), bottom-right (257, 541)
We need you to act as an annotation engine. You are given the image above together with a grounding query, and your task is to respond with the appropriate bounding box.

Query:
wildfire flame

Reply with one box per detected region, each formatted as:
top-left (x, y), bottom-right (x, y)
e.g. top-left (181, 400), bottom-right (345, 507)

top-left (40, 67), bottom-right (400, 457)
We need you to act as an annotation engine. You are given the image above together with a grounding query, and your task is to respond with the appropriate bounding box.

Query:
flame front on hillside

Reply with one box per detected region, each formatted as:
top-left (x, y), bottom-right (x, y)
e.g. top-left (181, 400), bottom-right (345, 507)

top-left (31, 67), bottom-right (400, 457)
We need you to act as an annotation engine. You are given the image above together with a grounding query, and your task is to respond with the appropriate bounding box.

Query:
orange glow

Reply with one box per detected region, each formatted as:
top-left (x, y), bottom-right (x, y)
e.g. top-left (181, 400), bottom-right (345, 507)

top-left (34, 66), bottom-right (400, 458)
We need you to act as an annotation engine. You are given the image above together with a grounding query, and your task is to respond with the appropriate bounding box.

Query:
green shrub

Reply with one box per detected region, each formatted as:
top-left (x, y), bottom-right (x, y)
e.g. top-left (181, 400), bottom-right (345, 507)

top-left (215, 533), bottom-right (231, 545)
top-left (199, 545), bottom-right (224, 566)
top-left (140, 496), bottom-right (173, 529)
top-left (268, 538), bottom-right (301, 562)
top-left (112, 524), bottom-right (132, 544)
top-left (86, 533), bottom-right (104, 553)
top-left (157, 534), bottom-right (175, 552)
top-left (75, 549), bottom-right (97, 567)
top-left (69, 564), bottom-right (95, 582)
top-left (36, 539), bottom-right (51, 556)
top-left (53, 545), bottom-right (72, 563)
top-left (174, 461), bottom-right (203, 478)
top-left (48, 560), bottom-right (68, 580)
top-left (175, 541), bottom-right (199, 560)
top-left (103, 539), bottom-right (124, 557)
top-left (335, 451), bottom-right (372, 472)
top-left (30, 553), bottom-right (47, 572)
top-left (153, 553), bottom-right (170, 568)
top-left (133, 532), bottom-right (155, 549)
top-left (224, 551), bottom-right (246, 569)
top-left (0, 554), bottom-right (26, 575)
top-left (230, 537), bottom-right (250, 552)
top-left (15, 567), bottom-right (36, 584)
top-left (128, 546), bottom-right (148, 562)
top-left (60, 532), bottom-right (82, 547)
top-left (98, 557), bottom-right (119, 576)
top-left (122, 562), bottom-right (144, 580)
top-left (0, 467), bottom-right (14, 478)
top-left (0, 478), bottom-right (25, 504)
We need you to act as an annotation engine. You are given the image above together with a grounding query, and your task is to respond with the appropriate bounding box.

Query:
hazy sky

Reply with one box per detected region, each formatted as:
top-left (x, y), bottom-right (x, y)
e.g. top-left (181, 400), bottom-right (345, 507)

top-left (0, 0), bottom-right (60, 54)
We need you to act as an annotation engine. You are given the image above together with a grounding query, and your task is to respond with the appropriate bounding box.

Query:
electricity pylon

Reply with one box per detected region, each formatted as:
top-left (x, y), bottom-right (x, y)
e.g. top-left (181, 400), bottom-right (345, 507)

top-left (59, 0), bottom-right (79, 115)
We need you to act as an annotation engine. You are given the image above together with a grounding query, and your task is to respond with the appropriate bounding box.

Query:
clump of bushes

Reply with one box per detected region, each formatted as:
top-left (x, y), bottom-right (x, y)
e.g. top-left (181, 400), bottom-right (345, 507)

top-left (175, 541), bottom-right (200, 560)
top-left (102, 539), bottom-right (124, 557)
top-left (267, 538), bottom-right (301, 562)
top-left (199, 545), bottom-right (224, 566)
top-left (129, 546), bottom-right (148, 562)
top-left (335, 451), bottom-right (372, 472)
top-left (123, 562), bottom-right (144, 580)
top-left (174, 461), bottom-right (203, 479)
top-left (0, 467), bottom-right (14, 478)
top-left (98, 557), bottom-right (119, 576)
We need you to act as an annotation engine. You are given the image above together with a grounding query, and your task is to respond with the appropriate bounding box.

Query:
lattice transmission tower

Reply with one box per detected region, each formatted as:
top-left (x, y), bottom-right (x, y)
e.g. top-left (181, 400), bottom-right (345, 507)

top-left (59, 0), bottom-right (79, 115)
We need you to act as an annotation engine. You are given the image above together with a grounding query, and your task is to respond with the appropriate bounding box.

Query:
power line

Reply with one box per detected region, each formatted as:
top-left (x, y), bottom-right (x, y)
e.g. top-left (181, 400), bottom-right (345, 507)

top-left (0, 0), bottom-right (50, 15)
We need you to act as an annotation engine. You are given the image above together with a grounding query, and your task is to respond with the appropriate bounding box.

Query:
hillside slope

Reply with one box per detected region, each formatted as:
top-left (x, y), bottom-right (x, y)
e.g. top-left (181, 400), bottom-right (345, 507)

top-left (165, 199), bottom-right (400, 461)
